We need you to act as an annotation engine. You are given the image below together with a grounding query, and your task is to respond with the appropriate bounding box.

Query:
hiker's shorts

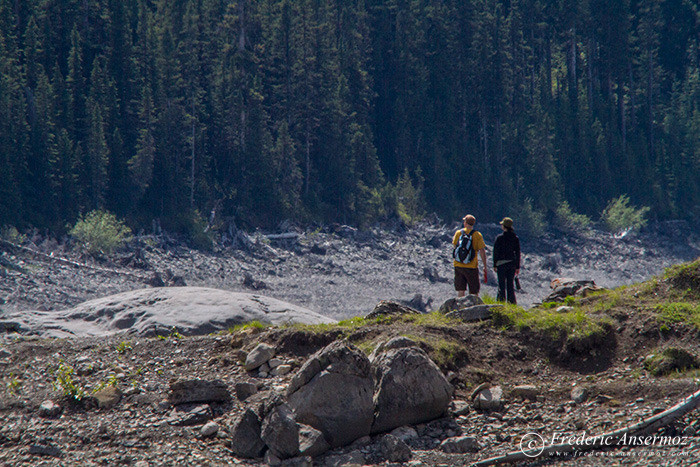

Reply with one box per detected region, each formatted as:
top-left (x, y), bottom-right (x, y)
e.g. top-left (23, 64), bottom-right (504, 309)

top-left (454, 266), bottom-right (480, 295)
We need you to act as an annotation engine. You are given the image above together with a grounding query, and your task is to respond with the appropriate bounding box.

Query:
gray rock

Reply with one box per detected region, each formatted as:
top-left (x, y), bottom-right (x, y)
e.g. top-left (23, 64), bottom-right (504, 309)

top-left (452, 400), bottom-right (471, 416)
top-left (229, 408), bottom-right (265, 458)
top-left (389, 426), bottom-right (419, 442)
top-left (0, 287), bottom-right (336, 338)
top-left (571, 386), bottom-right (589, 404)
top-left (235, 382), bottom-right (258, 401)
top-left (261, 404), bottom-right (300, 459)
top-left (269, 358), bottom-right (283, 368)
top-left (512, 385), bottom-right (539, 401)
top-left (445, 304), bottom-right (499, 322)
top-left (29, 443), bottom-right (63, 457)
top-left (371, 346), bottom-right (452, 434)
top-left (168, 403), bottom-right (212, 426)
top-left (438, 295), bottom-right (483, 314)
top-left (200, 421), bottom-right (219, 437)
top-left (245, 343), bottom-right (276, 371)
top-left (474, 386), bottom-right (503, 411)
top-left (319, 450), bottom-right (365, 467)
top-left (38, 400), bottom-right (62, 418)
top-left (168, 379), bottom-right (230, 405)
top-left (272, 364), bottom-right (293, 376)
top-left (0, 348), bottom-right (10, 358)
top-left (440, 436), bottom-right (480, 453)
top-left (265, 450), bottom-right (282, 466)
top-left (299, 424), bottom-right (331, 458)
top-left (287, 342), bottom-right (374, 448)
top-left (368, 336), bottom-right (419, 362)
top-left (365, 300), bottom-right (421, 320)
top-left (94, 386), bottom-right (122, 409)
top-left (380, 434), bottom-right (412, 462)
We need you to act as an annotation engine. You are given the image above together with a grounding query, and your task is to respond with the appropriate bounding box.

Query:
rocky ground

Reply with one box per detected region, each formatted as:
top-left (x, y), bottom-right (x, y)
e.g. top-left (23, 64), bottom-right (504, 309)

top-left (2, 219), bottom-right (699, 319)
top-left (1, 220), bottom-right (700, 466)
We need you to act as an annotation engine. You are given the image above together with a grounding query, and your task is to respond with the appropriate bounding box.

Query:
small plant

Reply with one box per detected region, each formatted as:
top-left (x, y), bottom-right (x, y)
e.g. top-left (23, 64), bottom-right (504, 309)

top-left (157, 327), bottom-right (184, 340)
top-left (53, 361), bottom-right (87, 401)
top-left (116, 341), bottom-right (133, 354)
top-left (601, 194), bottom-right (650, 233)
top-left (555, 201), bottom-right (592, 232)
top-left (6, 374), bottom-right (22, 394)
top-left (92, 374), bottom-right (119, 393)
top-left (70, 210), bottom-right (132, 255)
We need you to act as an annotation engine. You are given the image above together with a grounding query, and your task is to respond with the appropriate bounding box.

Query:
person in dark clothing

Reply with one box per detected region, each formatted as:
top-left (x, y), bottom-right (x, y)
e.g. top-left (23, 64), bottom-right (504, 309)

top-left (493, 217), bottom-right (521, 304)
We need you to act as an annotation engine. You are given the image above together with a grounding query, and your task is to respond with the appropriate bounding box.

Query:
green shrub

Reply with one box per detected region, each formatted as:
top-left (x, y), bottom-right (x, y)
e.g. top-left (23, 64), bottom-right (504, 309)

top-left (0, 226), bottom-right (26, 244)
top-left (70, 210), bottom-right (132, 255)
top-left (555, 201), bottom-right (592, 232)
top-left (601, 195), bottom-right (650, 233)
top-left (517, 198), bottom-right (547, 236)
top-left (395, 168), bottom-right (426, 226)
top-left (53, 361), bottom-right (87, 401)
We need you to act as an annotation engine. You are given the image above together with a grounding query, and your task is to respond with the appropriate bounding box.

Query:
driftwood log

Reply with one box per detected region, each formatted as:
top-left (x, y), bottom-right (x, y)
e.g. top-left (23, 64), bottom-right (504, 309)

top-left (0, 239), bottom-right (147, 280)
top-left (474, 387), bottom-right (700, 465)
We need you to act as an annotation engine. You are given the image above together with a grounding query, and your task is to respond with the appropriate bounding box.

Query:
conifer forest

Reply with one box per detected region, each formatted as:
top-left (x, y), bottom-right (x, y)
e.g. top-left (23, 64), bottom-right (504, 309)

top-left (1, 0), bottom-right (699, 233)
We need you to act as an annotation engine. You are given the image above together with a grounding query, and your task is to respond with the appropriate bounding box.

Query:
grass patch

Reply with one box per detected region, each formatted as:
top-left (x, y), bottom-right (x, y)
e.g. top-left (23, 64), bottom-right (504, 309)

top-left (229, 321), bottom-right (271, 333)
top-left (655, 302), bottom-right (700, 330)
top-left (664, 259), bottom-right (700, 298)
top-left (492, 303), bottom-right (613, 354)
top-left (644, 348), bottom-right (699, 376)
top-left (400, 333), bottom-right (467, 370)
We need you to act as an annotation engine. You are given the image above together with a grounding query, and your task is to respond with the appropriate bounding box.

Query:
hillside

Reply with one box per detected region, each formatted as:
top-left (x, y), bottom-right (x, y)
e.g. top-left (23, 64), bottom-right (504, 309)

top-left (1, 226), bottom-right (700, 465)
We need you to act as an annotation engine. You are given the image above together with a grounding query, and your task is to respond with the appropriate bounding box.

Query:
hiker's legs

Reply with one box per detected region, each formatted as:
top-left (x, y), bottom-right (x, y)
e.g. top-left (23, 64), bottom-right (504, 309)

top-left (505, 266), bottom-right (517, 304)
top-left (465, 268), bottom-right (480, 296)
top-left (454, 268), bottom-right (467, 297)
top-left (497, 268), bottom-right (507, 302)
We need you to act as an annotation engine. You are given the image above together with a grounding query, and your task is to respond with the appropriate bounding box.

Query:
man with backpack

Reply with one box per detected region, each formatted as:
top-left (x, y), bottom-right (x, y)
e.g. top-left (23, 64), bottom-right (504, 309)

top-left (452, 214), bottom-right (487, 297)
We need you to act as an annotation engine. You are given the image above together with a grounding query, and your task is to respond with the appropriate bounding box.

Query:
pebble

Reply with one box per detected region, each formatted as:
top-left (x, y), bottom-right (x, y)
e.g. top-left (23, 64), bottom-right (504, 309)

top-left (38, 400), bottom-right (62, 418)
top-left (200, 421), bottom-right (219, 437)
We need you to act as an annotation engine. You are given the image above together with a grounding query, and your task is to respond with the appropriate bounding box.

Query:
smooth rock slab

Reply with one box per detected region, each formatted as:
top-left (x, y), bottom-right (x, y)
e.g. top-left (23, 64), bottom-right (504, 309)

top-left (0, 287), bottom-right (335, 337)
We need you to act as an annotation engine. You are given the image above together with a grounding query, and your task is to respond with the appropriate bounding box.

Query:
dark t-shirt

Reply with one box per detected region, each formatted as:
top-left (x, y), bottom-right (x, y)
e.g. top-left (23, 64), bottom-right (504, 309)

top-left (493, 230), bottom-right (521, 269)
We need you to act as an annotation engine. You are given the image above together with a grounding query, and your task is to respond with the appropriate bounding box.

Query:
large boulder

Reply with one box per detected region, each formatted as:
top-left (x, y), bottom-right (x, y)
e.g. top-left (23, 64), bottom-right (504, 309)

top-left (286, 342), bottom-right (374, 448)
top-left (370, 339), bottom-right (453, 434)
top-left (229, 408), bottom-right (265, 459)
top-left (261, 404), bottom-right (300, 459)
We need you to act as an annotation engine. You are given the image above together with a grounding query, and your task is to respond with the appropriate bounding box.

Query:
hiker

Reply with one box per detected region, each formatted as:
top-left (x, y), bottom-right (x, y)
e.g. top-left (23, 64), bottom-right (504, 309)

top-left (452, 214), bottom-right (487, 297)
top-left (493, 217), bottom-right (521, 304)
